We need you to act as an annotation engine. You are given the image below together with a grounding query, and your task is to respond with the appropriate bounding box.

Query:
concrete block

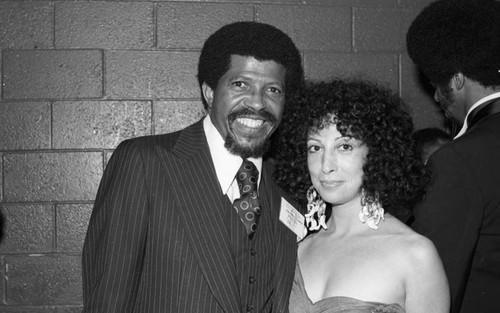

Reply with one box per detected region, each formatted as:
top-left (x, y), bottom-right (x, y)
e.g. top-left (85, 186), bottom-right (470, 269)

top-left (353, 7), bottom-right (416, 51)
top-left (302, 0), bottom-right (396, 5)
top-left (212, 0), bottom-right (302, 3)
top-left (55, 307), bottom-right (83, 313)
top-left (0, 306), bottom-right (83, 313)
top-left (154, 100), bottom-right (206, 135)
top-left (56, 203), bottom-right (92, 253)
top-left (56, 2), bottom-right (154, 49)
top-left (256, 5), bottom-right (351, 52)
top-left (0, 102), bottom-right (51, 150)
top-left (4, 152), bottom-right (103, 202)
top-left (105, 151), bottom-right (114, 169)
top-left (5, 255), bottom-right (82, 305)
top-left (2, 50), bottom-right (103, 100)
top-left (0, 155), bottom-right (2, 202)
top-left (0, 2), bottom-right (53, 49)
top-left (398, 0), bottom-right (434, 8)
top-left (0, 204), bottom-right (54, 254)
top-left (106, 51), bottom-right (199, 99)
top-left (157, 2), bottom-right (253, 49)
top-left (304, 52), bottom-right (399, 91)
top-left (0, 249), bottom-right (4, 300)
top-left (53, 101), bottom-right (152, 149)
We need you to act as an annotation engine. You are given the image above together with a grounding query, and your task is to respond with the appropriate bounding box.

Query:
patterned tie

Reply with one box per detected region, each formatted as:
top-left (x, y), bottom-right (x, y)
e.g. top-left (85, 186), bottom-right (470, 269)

top-left (233, 159), bottom-right (261, 236)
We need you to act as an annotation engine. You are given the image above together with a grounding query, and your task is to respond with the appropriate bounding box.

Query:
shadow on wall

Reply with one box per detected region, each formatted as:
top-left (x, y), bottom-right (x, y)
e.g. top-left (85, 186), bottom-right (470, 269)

top-left (415, 69), bottom-right (454, 132)
top-left (416, 69), bottom-right (434, 96)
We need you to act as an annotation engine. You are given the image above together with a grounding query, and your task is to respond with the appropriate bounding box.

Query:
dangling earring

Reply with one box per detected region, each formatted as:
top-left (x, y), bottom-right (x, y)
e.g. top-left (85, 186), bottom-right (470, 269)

top-left (305, 186), bottom-right (328, 231)
top-left (359, 188), bottom-right (385, 230)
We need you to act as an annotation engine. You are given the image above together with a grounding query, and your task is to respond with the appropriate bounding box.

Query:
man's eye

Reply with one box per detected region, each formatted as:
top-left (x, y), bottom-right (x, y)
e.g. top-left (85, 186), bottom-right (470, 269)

top-left (232, 81), bottom-right (247, 88)
top-left (268, 86), bottom-right (282, 94)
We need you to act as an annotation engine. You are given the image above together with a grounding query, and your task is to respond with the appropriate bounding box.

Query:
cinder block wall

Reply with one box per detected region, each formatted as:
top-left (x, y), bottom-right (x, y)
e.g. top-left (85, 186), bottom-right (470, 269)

top-left (0, 0), bottom-right (438, 311)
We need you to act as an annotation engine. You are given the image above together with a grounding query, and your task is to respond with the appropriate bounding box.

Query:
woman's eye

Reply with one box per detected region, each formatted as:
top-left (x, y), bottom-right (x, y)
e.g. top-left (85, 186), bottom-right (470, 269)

top-left (307, 145), bottom-right (320, 153)
top-left (338, 144), bottom-right (353, 151)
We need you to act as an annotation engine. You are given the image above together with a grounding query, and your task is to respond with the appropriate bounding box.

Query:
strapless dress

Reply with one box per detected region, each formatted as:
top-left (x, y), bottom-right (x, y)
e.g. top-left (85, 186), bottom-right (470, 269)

top-left (289, 262), bottom-right (405, 313)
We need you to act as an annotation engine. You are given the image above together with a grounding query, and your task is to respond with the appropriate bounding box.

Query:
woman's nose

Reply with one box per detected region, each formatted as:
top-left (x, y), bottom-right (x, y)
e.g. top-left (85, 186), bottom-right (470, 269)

top-left (321, 153), bottom-right (337, 173)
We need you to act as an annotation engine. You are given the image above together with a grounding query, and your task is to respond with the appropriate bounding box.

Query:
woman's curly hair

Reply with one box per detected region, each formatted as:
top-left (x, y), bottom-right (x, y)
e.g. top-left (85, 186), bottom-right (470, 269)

top-left (273, 79), bottom-right (430, 221)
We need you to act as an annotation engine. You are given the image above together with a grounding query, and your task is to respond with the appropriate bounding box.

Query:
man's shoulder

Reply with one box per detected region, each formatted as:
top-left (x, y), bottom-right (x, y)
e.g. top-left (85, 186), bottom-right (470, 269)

top-left (119, 120), bottom-right (204, 152)
top-left (113, 132), bottom-right (180, 157)
top-left (440, 121), bottom-right (500, 164)
top-left (425, 122), bottom-right (500, 196)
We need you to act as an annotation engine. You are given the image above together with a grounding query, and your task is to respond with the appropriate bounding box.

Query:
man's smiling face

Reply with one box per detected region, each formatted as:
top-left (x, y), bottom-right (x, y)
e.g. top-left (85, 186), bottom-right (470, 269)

top-left (203, 55), bottom-right (286, 158)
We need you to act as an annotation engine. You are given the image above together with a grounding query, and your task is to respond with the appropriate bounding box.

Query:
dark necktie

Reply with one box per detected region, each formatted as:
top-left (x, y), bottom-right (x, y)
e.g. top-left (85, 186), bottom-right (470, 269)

top-left (233, 159), bottom-right (261, 236)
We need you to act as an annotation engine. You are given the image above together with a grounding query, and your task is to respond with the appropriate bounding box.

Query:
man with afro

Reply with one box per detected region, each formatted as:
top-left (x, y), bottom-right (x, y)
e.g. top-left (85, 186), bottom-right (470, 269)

top-left (407, 1), bottom-right (500, 313)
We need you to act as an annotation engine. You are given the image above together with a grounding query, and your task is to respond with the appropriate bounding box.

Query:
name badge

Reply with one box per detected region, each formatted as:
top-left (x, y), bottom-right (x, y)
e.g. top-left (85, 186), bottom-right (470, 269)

top-left (279, 197), bottom-right (306, 241)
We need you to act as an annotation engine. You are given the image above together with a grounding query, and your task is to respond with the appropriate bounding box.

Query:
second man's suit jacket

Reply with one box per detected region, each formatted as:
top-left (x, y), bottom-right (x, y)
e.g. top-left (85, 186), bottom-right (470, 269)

top-left (413, 103), bottom-right (500, 313)
top-left (82, 119), bottom-right (298, 313)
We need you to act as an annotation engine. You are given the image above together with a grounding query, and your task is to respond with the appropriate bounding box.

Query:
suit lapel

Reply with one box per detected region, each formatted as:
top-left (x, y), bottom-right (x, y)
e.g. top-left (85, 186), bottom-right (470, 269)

top-left (156, 120), bottom-right (241, 313)
top-left (468, 98), bottom-right (500, 130)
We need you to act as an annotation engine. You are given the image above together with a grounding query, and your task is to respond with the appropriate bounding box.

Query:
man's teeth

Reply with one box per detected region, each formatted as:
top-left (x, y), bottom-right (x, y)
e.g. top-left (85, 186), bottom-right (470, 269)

top-left (237, 118), bottom-right (264, 128)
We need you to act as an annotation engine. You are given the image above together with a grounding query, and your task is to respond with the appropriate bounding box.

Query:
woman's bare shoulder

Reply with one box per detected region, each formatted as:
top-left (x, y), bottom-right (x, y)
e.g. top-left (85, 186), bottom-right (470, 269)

top-left (378, 216), bottom-right (439, 263)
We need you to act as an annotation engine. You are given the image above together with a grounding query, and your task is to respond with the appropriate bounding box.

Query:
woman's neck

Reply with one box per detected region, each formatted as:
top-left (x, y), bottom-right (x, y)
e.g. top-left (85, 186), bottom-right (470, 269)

top-left (326, 201), bottom-right (369, 236)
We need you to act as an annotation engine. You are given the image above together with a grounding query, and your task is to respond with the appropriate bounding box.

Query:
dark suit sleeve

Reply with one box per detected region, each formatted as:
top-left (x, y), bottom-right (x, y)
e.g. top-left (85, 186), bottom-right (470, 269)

top-left (82, 139), bottom-right (150, 313)
top-left (412, 146), bottom-right (483, 313)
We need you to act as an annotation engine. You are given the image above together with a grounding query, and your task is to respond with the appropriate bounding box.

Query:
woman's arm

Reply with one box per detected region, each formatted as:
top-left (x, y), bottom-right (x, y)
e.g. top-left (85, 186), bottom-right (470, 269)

top-left (405, 235), bottom-right (450, 313)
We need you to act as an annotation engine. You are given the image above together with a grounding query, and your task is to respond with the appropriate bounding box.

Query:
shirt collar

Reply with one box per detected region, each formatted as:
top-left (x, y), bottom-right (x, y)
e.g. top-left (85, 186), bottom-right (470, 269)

top-left (203, 115), bottom-right (262, 195)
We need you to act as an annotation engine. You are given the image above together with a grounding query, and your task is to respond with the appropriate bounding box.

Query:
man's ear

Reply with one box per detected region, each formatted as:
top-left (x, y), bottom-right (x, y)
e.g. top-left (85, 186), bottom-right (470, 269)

top-left (202, 82), bottom-right (214, 110)
top-left (452, 73), bottom-right (466, 90)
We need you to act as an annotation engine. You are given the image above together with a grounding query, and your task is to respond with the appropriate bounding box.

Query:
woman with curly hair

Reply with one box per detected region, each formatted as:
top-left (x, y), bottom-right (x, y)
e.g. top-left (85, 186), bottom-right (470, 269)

top-left (273, 79), bottom-right (449, 313)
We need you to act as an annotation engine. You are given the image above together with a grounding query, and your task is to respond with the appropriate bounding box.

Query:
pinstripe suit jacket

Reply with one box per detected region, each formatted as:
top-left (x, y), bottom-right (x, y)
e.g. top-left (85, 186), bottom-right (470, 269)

top-left (82, 119), bottom-right (298, 313)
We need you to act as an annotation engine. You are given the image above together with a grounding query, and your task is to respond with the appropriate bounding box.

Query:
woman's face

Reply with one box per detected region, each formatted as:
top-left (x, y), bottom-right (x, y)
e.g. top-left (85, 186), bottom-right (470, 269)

top-left (307, 123), bottom-right (368, 207)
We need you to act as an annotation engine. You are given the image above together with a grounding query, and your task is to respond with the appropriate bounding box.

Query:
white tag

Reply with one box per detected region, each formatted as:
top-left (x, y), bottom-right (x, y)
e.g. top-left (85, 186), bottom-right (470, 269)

top-left (279, 197), bottom-right (306, 241)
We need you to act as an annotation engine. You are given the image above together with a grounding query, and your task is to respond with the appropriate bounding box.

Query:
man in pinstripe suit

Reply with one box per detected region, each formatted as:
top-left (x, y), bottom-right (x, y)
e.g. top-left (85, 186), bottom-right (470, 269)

top-left (82, 21), bottom-right (304, 313)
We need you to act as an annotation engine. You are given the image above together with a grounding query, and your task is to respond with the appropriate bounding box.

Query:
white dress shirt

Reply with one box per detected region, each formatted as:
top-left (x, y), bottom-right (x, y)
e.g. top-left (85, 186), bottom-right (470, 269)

top-left (203, 115), bottom-right (262, 203)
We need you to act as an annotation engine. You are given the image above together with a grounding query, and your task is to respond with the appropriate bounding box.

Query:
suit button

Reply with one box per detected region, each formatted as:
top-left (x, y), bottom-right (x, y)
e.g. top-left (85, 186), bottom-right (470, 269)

top-left (246, 304), bottom-right (254, 312)
top-left (249, 276), bottom-right (255, 284)
top-left (250, 248), bottom-right (256, 256)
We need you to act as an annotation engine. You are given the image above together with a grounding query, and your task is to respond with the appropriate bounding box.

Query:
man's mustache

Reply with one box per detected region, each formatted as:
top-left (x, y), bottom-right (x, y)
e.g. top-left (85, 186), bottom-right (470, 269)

top-left (228, 107), bottom-right (278, 124)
